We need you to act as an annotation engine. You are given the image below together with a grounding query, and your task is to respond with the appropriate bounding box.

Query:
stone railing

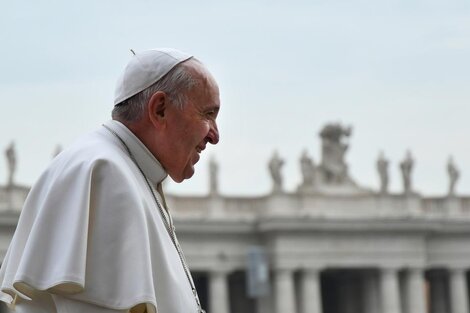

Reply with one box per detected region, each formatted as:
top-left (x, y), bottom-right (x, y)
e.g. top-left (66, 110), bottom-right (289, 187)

top-left (168, 192), bottom-right (470, 220)
top-left (2, 185), bottom-right (470, 220)
top-left (0, 186), bottom-right (30, 213)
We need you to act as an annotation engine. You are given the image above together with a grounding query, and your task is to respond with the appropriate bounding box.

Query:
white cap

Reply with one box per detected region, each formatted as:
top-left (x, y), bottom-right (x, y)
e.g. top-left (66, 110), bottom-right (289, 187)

top-left (114, 48), bottom-right (193, 105)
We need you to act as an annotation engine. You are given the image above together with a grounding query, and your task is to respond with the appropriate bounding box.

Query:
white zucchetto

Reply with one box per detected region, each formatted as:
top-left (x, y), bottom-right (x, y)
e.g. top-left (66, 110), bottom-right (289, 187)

top-left (114, 48), bottom-right (193, 105)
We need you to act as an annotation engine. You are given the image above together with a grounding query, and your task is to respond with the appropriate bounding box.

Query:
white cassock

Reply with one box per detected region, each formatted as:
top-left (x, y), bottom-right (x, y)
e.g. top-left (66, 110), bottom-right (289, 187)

top-left (0, 120), bottom-right (199, 313)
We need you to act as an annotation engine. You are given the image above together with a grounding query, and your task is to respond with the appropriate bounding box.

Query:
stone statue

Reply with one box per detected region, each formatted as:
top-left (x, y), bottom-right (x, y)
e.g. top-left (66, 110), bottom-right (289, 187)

top-left (376, 151), bottom-right (389, 194)
top-left (318, 123), bottom-right (352, 184)
top-left (5, 142), bottom-right (16, 187)
top-left (399, 150), bottom-right (414, 194)
top-left (208, 156), bottom-right (219, 196)
top-left (300, 149), bottom-right (315, 187)
top-left (268, 151), bottom-right (284, 193)
top-left (447, 156), bottom-right (459, 196)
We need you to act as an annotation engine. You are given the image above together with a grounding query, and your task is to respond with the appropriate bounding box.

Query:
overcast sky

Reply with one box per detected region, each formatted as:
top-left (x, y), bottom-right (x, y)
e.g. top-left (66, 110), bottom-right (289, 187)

top-left (0, 0), bottom-right (469, 197)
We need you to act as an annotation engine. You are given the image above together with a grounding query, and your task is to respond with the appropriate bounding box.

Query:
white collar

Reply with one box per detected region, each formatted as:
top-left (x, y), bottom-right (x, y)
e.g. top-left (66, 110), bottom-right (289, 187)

top-left (103, 120), bottom-right (168, 185)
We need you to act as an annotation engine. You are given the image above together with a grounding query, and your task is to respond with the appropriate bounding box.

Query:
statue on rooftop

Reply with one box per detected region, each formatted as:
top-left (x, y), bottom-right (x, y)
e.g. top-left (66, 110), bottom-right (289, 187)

top-left (400, 150), bottom-right (414, 195)
top-left (318, 123), bottom-right (352, 184)
top-left (447, 156), bottom-right (459, 197)
top-left (5, 141), bottom-right (17, 187)
top-left (268, 150), bottom-right (284, 193)
top-left (209, 156), bottom-right (219, 196)
top-left (377, 151), bottom-right (389, 194)
top-left (300, 149), bottom-right (316, 187)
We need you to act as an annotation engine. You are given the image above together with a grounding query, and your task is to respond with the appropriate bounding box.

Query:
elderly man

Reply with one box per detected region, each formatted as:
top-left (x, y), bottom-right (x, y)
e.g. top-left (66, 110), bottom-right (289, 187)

top-left (0, 48), bottom-right (219, 313)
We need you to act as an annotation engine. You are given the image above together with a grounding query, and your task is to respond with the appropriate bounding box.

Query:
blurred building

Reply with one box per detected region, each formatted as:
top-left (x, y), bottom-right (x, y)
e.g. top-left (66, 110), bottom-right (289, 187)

top-left (1, 123), bottom-right (470, 313)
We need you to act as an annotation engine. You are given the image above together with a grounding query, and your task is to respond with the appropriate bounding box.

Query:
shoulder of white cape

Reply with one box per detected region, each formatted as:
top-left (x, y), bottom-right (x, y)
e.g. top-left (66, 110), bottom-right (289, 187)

top-left (0, 137), bottom-right (159, 312)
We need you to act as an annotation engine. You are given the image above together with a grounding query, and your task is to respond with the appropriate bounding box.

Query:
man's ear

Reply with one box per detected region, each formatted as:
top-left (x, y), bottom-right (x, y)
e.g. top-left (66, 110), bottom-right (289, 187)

top-left (148, 91), bottom-right (167, 129)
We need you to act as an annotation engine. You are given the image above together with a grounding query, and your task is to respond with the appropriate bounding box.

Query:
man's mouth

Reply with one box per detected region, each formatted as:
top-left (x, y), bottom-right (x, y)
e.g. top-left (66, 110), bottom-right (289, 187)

top-left (196, 144), bottom-right (206, 154)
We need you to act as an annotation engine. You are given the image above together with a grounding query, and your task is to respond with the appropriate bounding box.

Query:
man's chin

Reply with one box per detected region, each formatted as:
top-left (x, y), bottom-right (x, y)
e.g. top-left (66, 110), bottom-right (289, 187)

top-left (167, 164), bottom-right (196, 183)
top-left (184, 171), bottom-right (195, 180)
top-left (182, 166), bottom-right (196, 181)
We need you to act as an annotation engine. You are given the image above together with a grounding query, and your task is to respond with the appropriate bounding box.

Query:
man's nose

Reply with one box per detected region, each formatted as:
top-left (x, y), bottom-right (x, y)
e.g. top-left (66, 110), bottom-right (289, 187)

top-left (206, 122), bottom-right (219, 145)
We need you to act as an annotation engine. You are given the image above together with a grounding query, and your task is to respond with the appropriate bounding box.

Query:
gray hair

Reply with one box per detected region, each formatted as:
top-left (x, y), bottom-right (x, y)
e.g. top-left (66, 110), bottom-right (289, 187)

top-left (112, 59), bottom-right (200, 122)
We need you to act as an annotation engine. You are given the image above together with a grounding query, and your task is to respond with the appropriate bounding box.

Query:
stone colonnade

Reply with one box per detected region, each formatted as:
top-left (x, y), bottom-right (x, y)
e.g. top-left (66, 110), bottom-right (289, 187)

top-left (209, 270), bottom-right (231, 313)
top-left (203, 267), bottom-right (470, 313)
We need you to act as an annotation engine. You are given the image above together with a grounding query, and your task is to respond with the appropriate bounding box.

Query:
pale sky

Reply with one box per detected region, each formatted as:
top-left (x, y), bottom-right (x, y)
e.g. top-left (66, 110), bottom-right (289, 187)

top-left (1, 0), bottom-right (469, 197)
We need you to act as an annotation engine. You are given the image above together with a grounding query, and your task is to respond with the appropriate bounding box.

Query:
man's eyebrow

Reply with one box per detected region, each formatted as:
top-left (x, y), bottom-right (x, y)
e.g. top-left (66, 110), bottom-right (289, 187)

top-left (205, 105), bottom-right (220, 112)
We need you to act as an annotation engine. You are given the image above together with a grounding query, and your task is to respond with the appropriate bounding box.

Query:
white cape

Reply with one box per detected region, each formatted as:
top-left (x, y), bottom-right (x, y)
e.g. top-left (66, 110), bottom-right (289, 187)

top-left (0, 121), bottom-right (198, 313)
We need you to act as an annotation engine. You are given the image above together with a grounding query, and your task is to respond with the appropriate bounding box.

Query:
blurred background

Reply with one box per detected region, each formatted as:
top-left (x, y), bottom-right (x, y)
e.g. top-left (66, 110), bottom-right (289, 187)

top-left (1, 1), bottom-right (470, 313)
top-left (0, 0), bottom-right (469, 196)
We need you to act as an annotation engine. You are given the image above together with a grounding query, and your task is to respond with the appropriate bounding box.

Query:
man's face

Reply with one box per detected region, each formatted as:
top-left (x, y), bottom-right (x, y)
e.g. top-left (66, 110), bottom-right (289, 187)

top-left (162, 73), bottom-right (220, 182)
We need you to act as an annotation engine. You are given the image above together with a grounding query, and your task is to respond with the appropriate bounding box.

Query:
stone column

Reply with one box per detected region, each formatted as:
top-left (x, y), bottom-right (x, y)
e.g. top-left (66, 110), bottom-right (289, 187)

top-left (300, 268), bottom-right (322, 313)
top-left (209, 269), bottom-right (230, 313)
top-left (404, 268), bottom-right (426, 313)
top-left (449, 268), bottom-right (469, 313)
top-left (380, 268), bottom-right (402, 313)
top-left (275, 268), bottom-right (297, 313)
